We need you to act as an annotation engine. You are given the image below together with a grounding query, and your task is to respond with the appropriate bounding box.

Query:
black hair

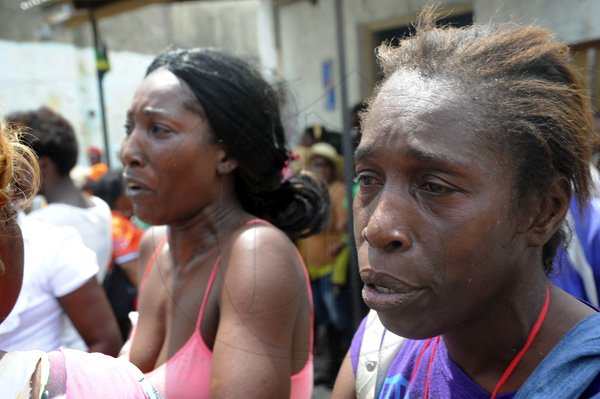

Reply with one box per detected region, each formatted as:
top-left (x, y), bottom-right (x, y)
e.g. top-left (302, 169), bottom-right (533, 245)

top-left (92, 168), bottom-right (124, 210)
top-left (146, 48), bottom-right (329, 239)
top-left (6, 107), bottom-right (78, 177)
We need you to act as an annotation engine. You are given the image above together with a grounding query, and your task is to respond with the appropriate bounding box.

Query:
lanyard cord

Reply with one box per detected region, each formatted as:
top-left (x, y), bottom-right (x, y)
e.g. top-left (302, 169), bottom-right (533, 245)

top-left (489, 285), bottom-right (550, 399)
top-left (423, 336), bottom-right (441, 398)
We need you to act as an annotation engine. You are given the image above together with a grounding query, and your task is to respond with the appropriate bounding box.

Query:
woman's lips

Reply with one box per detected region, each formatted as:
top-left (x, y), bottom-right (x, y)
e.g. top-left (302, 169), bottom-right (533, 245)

top-left (123, 174), bottom-right (153, 198)
top-left (360, 269), bottom-right (425, 310)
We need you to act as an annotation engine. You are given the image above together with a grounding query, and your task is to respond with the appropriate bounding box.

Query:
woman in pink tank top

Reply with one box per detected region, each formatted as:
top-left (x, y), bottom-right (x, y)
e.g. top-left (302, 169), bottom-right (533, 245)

top-left (121, 48), bottom-right (330, 398)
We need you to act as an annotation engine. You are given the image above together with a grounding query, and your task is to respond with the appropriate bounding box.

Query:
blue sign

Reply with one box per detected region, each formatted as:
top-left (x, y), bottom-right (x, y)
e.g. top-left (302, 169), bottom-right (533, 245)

top-left (322, 60), bottom-right (336, 111)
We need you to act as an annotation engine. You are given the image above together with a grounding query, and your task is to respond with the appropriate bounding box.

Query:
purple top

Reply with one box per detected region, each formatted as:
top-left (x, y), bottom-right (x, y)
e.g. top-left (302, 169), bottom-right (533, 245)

top-left (350, 316), bottom-right (600, 398)
top-left (551, 198), bottom-right (600, 305)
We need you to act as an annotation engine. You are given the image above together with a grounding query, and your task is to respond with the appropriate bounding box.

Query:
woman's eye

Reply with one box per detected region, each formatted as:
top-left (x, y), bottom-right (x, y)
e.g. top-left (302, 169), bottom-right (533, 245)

top-left (124, 122), bottom-right (133, 136)
top-left (421, 182), bottom-right (453, 195)
top-left (150, 124), bottom-right (172, 137)
top-left (354, 174), bottom-right (380, 187)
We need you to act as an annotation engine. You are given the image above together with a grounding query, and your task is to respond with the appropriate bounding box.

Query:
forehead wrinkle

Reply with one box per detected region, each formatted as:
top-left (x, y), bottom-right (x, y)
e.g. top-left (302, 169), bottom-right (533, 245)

top-left (402, 140), bottom-right (469, 171)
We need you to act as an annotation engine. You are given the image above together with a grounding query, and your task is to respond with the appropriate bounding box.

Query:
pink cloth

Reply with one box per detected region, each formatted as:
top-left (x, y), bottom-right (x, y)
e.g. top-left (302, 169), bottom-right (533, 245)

top-left (138, 220), bottom-right (314, 398)
top-left (57, 348), bottom-right (152, 398)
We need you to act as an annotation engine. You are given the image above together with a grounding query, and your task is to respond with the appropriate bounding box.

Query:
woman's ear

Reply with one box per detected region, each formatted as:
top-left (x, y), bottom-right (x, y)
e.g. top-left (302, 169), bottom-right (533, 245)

top-left (524, 176), bottom-right (571, 248)
top-left (216, 149), bottom-right (238, 175)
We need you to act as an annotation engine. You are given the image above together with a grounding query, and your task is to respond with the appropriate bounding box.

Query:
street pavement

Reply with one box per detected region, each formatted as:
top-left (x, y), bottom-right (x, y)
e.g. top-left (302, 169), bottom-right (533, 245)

top-left (313, 384), bottom-right (332, 399)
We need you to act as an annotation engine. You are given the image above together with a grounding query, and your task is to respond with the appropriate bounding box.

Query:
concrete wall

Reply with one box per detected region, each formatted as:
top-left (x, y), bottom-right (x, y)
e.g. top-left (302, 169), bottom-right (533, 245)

top-left (0, 39), bottom-right (154, 166)
top-left (277, 0), bottom-right (471, 137)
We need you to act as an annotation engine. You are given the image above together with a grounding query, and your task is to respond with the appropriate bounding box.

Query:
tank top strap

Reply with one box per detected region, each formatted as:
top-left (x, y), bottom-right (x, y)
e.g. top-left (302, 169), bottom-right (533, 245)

top-left (140, 235), bottom-right (168, 289)
top-left (245, 218), bottom-right (271, 226)
top-left (196, 219), bottom-right (267, 330)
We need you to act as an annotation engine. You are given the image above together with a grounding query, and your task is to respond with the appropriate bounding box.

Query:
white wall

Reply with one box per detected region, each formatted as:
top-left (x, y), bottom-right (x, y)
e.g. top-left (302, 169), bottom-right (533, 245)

top-left (0, 39), bottom-right (153, 167)
top-left (278, 0), bottom-right (341, 138)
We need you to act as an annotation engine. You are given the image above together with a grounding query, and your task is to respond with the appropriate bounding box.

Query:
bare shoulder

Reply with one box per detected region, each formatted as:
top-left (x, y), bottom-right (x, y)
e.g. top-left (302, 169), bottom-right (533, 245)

top-left (220, 222), bottom-right (307, 313)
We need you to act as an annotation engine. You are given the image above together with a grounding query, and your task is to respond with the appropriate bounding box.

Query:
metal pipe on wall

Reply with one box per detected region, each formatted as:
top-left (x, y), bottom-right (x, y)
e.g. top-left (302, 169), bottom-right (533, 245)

top-left (334, 0), bottom-right (364, 330)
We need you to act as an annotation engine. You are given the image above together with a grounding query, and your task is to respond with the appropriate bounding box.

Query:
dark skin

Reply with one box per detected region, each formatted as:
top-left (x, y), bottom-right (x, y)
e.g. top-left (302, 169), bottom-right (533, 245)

top-left (122, 68), bottom-right (312, 397)
top-left (333, 71), bottom-right (595, 398)
top-left (0, 218), bottom-right (24, 324)
top-left (58, 278), bottom-right (122, 355)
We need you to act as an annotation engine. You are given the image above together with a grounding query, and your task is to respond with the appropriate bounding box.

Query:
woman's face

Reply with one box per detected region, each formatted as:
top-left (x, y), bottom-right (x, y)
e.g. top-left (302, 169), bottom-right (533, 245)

top-left (0, 218), bottom-right (24, 323)
top-left (121, 68), bottom-right (226, 226)
top-left (354, 71), bottom-right (534, 339)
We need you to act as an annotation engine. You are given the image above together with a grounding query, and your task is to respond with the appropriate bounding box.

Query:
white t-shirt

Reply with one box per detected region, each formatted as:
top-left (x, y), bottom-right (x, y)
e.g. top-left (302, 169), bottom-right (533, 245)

top-left (0, 215), bottom-right (98, 351)
top-left (28, 195), bottom-right (112, 280)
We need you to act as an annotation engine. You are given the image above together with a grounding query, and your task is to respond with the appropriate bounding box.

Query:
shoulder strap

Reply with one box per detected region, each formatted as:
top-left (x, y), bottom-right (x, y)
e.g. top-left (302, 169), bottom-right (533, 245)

top-left (356, 310), bottom-right (405, 399)
top-left (514, 312), bottom-right (600, 398)
top-left (140, 236), bottom-right (168, 288)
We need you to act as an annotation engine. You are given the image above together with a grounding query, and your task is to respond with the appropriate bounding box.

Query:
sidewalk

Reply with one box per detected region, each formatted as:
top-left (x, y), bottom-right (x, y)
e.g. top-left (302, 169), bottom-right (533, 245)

top-left (313, 385), bottom-right (333, 399)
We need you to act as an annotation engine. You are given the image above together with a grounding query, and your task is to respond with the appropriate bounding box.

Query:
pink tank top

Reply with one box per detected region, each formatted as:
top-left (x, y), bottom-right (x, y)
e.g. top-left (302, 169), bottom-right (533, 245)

top-left (138, 220), bottom-right (314, 398)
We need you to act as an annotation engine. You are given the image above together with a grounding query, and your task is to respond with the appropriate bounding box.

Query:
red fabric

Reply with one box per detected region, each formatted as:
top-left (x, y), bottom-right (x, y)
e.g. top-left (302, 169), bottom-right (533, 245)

top-left (87, 163), bottom-right (108, 181)
top-left (111, 212), bottom-right (143, 267)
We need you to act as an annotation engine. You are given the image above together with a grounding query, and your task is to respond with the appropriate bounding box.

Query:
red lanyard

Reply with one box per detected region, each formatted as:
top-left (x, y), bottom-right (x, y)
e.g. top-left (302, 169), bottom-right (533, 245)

top-left (407, 286), bottom-right (551, 399)
top-left (490, 285), bottom-right (550, 398)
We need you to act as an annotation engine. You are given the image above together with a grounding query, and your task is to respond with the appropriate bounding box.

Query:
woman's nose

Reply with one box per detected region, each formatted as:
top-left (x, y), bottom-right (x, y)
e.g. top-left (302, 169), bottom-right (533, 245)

top-left (359, 190), bottom-right (413, 252)
top-left (120, 130), bottom-right (144, 168)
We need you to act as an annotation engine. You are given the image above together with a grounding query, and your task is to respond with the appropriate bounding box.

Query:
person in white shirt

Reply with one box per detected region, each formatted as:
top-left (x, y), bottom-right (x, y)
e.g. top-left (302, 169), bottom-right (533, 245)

top-left (6, 107), bottom-right (112, 280)
top-left (6, 107), bottom-right (116, 351)
top-left (0, 213), bottom-right (121, 356)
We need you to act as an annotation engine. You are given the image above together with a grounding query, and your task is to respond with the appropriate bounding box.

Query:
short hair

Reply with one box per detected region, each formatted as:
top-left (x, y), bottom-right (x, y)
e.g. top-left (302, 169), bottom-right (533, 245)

top-left (370, 9), bottom-right (593, 273)
top-left (146, 48), bottom-right (329, 239)
top-left (6, 107), bottom-right (79, 177)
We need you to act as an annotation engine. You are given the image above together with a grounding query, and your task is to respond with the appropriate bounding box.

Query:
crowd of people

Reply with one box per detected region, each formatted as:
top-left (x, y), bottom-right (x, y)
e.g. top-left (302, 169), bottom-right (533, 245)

top-left (0, 7), bottom-right (599, 398)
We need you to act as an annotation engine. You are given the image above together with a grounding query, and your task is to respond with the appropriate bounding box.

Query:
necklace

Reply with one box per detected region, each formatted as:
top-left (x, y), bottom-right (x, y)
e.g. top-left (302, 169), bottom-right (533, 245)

top-left (407, 286), bottom-right (551, 399)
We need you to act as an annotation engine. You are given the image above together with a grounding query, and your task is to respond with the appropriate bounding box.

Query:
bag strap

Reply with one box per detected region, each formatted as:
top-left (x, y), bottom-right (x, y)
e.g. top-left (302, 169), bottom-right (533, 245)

top-left (514, 312), bottom-right (600, 398)
top-left (356, 310), bottom-right (405, 399)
